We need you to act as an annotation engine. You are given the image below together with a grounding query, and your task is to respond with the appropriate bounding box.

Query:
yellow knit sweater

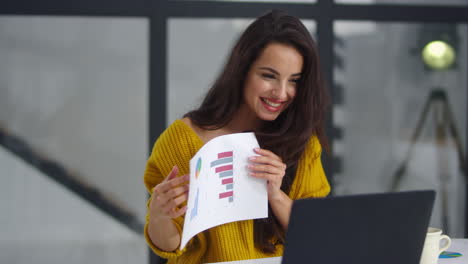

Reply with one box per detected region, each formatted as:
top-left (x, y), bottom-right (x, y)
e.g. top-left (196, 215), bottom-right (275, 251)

top-left (143, 119), bottom-right (330, 264)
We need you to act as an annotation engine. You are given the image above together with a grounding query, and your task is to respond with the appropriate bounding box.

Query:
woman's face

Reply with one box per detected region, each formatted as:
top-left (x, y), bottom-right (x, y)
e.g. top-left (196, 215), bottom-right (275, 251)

top-left (242, 42), bottom-right (303, 122)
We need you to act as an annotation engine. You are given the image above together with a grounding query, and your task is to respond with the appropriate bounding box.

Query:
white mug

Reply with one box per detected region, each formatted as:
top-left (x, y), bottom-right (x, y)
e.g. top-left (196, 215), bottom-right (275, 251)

top-left (420, 227), bottom-right (451, 264)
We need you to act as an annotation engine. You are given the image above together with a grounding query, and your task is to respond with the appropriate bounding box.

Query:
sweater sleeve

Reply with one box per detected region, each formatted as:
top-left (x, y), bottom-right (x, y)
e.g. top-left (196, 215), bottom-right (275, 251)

top-left (143, 123), bottom-right (198, 259)
top-left (288, 136), bottom-right (331, 200)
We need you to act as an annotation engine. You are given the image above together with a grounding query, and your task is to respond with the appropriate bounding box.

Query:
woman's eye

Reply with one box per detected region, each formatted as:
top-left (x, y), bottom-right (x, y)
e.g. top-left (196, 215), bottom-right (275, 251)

top-left (261, 73), bottom-right (275, 79)
top-left (290, 79), bottom-right (300, 83)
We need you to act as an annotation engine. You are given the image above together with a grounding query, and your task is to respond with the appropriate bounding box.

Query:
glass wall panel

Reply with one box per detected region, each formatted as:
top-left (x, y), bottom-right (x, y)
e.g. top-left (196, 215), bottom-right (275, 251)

top-left (333, 21), bottom-right (467, 237)
top-left (0, 148), bottom-right (147, 263)
top-left (0, 16), bottom-right (148, 263)
top-left (168, 18), bottom-right (316, 124)
top-left (336, 0), bottom-right (468, 6)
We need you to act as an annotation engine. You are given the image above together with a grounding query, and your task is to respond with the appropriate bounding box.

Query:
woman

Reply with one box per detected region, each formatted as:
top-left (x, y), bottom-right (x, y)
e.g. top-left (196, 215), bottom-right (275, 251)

top-left (144, 10), bottom-right (330, 263)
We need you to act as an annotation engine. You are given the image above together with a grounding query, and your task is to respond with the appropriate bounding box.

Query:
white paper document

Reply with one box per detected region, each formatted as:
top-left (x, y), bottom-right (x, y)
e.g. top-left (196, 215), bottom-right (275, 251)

top-left (180, 132), bottom-right (268, 249)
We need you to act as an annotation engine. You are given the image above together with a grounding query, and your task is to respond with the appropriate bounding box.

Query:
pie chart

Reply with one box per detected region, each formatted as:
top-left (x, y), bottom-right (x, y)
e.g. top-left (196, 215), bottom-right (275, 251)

top-left (195, 158), bottom-right (202, 179)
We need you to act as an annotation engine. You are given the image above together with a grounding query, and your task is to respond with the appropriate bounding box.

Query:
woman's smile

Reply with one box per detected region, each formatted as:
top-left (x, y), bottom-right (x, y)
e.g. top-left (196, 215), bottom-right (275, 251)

top-left (260, 97), bottom-right (285, 112)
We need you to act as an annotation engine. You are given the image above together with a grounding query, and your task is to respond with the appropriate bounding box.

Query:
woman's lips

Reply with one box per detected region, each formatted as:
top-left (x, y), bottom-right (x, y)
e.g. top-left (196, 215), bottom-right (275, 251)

top-left (260, 97), bottom-right (284, 112)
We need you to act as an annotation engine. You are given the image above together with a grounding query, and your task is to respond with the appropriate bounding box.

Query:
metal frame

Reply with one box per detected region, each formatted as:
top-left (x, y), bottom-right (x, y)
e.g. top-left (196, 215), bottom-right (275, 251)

top-left (2, 0), bottom-right (468, 262)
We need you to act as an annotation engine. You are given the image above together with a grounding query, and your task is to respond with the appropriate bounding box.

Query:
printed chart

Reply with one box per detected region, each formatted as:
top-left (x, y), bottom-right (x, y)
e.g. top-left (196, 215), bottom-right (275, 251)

top-left (211, 151), bottom-right (234, 202)
top-left (180, 132), bottom-right (268, 249)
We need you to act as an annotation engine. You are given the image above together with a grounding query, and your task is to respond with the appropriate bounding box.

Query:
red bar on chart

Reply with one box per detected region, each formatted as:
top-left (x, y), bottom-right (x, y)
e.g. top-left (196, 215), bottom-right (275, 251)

top-left (222, 178), bottom-right (233, 185)
top-left (219, 191), bottom-right (233, 199)
top-left (218, 151), bottom-right (233, 159)
top-left (215, 164), bottom-right (233, 173)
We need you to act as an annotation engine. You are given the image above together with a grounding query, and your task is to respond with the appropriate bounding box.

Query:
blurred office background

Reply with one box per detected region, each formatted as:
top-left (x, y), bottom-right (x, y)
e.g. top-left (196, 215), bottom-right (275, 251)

top-left (1, 0), bottom-right (467, 264)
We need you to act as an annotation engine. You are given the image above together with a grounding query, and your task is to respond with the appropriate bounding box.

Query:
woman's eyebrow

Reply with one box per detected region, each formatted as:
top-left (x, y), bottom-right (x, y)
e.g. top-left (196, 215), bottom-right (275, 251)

top-left (259, 66), bottom-right (301, 77)
top-left (259, 67), bottom-right (279, 75)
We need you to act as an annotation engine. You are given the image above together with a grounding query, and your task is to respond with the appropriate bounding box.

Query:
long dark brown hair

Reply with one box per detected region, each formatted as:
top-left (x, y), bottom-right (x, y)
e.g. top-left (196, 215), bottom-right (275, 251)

top-left (185, 10), bottom-right (329, 253)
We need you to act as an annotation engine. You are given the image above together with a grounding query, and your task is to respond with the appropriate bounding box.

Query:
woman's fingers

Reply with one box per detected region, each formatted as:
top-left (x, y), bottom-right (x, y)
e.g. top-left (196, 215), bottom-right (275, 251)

top-left (165, 184), bottom-right (189, 200)
top-left (248, 163), bottom-right (284, 175)
top-left (155, 174), bottom-right (189, 194)
top-left (246, 149), bottom-right (286, 200)
top-left (248, 149), bottom-right (286, 178)
top-left (168, 206), bottom-right (187, 218)
top-left (253, 148), bottom-right (282, 162)
top-left (155, 184), bottom-right (188, 205)
top-left (248, 148), bottom-right (286, 193)
top-left (165, 165), bottom-right (179, 181)
top-left (151, 185), bottom-right (188, 219)
top-left (149, 167), bottom-right (190, 220)
top-left (152, 166), bottom-right (178, 195)
top-left (250, 171), bottom-right (276, 181)
top-left (162, 192), bottom-right (189, 213)
top-left (249, 155), bottom-right (286, 170)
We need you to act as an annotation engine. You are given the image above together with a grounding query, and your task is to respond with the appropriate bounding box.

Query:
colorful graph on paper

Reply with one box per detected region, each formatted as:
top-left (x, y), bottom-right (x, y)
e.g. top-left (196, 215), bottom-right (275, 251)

top-left (210, 151), bottom-right (234, 202)
top-left (190, 188), bottom-right (199, 221)
top-left (181, 132), bottom-right (267, 251)
top-left (195, 158), bottom-right (202, 179)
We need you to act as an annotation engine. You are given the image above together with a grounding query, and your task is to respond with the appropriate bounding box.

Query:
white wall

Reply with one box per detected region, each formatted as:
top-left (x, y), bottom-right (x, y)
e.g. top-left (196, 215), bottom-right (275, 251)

top-left (0, 16), bottom-right (149, 221)
top-left (0, 147), bottom-right (147, 263)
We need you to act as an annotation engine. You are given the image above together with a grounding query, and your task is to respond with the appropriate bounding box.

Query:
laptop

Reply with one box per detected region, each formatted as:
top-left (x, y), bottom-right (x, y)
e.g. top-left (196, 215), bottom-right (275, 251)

top-left (282, 190), bottom-right (435, 264)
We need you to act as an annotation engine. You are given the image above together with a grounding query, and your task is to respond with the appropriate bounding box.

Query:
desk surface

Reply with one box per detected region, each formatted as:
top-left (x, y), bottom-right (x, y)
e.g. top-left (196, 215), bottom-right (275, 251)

top-left (208, 239), bottom-right (468, 264)
top-left (440, 239), bottom-right (468, 264)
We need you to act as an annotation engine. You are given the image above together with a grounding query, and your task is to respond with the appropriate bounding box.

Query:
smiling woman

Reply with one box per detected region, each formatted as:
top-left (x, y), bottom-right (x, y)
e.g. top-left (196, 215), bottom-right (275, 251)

top-left (143, 10), bottom-right (331, 264)
top-left (243, 43), bottom-right (302, 121)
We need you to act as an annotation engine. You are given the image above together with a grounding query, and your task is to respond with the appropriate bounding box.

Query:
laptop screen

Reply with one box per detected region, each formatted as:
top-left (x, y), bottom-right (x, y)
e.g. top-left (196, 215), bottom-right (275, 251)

top-left (282, 190), bottom-right (435, 264)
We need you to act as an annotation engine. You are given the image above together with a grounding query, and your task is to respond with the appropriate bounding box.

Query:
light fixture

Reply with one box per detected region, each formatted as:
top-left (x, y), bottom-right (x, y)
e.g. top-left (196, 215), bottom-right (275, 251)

top-left (421, 40), bottom-right (456, 70)
top-left (416, 24), bottom-right (458, 71)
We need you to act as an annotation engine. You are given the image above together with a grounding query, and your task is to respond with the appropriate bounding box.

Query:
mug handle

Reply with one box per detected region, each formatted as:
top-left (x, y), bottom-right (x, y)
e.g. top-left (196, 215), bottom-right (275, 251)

top-left (438, 235), bottom-right (452, 254)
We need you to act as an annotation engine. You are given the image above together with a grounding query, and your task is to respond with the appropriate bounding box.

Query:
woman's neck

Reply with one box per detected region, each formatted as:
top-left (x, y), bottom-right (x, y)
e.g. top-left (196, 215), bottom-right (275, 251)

top-left (225, 104), bottom-right (262, 133)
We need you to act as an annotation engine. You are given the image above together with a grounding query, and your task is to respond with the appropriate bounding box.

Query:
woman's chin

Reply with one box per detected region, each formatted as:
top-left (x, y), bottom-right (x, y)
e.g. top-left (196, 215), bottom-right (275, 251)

top-left (257, 112), bottom-right (281, 121)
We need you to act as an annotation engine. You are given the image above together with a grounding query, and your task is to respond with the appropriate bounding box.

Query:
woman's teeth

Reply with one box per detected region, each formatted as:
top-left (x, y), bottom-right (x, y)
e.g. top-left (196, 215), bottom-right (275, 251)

top-left (262, 98), bottom-right (281, 107)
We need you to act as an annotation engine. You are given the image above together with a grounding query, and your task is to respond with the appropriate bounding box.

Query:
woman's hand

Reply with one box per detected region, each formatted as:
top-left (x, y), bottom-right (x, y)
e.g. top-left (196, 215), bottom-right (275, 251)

top-left (248, 148), bottom-right (287, 201)
top-left (149, 165), bottom-right (189, 220)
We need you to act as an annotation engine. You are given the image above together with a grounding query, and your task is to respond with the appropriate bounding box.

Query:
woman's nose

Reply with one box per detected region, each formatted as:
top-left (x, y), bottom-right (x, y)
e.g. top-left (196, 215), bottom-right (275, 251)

top-left (272, 82), bottom-right (288, 99)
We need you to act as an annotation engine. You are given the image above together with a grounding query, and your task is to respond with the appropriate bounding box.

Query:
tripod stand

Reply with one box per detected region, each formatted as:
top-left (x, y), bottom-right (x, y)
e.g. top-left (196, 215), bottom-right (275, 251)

top-left (390, 88), bottom-right (466, 234)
